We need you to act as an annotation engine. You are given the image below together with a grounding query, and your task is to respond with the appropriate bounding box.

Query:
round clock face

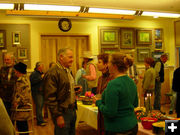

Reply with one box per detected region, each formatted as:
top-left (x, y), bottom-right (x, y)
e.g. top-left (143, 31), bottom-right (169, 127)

top-left (58, 18), bottom-right (72, 32)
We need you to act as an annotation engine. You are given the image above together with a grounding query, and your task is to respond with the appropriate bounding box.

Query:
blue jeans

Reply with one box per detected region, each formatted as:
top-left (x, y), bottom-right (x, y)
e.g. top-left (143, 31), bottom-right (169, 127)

top-left (154, 80), bottom-right (161, 110)
top-left (54, 108), bottom-right (76, 135)
top-left (32, 92), bottom-right (44, 124)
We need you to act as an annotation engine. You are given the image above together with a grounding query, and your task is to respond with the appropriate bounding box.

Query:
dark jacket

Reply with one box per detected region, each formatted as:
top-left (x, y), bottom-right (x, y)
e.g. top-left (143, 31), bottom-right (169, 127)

top-left (0, 66), bottom-right (17, 102)
top-left (155, 59), bottom-right (164, 83)
top-left (172, 67), bottom-right (180, 113)
top-left (43, 63), bottom-right (71, 119)
top-left (30, 69), bottom-right (43, 94)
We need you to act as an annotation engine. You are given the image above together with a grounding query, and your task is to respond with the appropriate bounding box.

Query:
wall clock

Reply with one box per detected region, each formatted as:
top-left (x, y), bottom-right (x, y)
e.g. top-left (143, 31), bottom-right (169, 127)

top-left (58, 18), bottom-right (72, 32)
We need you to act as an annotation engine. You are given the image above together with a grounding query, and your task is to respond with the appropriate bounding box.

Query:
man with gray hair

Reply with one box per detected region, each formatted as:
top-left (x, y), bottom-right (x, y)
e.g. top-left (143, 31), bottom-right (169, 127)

top-left (0, 52), bottom-right (17, 116)
top-left (44, 48), bottom-right (81, 135)
top-left (154, 53), bottom-right (168, 114)
top-left (30, 62), bottom-right (46, 126)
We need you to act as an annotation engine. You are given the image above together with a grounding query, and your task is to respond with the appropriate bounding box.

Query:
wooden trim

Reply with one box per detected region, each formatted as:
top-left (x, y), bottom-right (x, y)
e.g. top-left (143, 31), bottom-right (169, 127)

top-left (176, 48), bottom-right (179, 67)
top-left (6, 10), bottom-right (134, 20)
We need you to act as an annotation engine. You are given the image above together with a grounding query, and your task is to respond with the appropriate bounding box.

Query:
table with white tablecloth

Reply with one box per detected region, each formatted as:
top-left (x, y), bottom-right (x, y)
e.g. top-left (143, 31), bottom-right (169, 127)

top-left (76, 101), bottom-right (98, 129)
top-left (76, 101), bottom-right (155, 135)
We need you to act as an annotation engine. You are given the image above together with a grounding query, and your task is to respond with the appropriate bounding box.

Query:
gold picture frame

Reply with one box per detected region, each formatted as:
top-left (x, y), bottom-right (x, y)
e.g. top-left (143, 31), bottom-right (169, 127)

top-left (17, 48), bottom-right (27, 59)
top-left (154, 29), bottom-right (163, 40)
top-left (137, 48), bottom-right (151, 62)
top-left (137, 30), bottom-right (152, 45)
top-left (13, 32), bottom-right (21, 46)
top-left (155, 41), bottom-right (163, 51)
top-left (0, 30), bottom-right (6, 49)
top-left (120, 28), bottom-right (135, 49)
top-left (100, 29), bottom-right (119, 44)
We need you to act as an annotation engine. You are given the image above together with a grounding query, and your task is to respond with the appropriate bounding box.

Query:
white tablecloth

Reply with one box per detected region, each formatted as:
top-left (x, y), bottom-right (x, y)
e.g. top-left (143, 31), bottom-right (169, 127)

top-left (76, 101), bottom-right (98, 129)
top-left (76, 101), bottom-right (155, 134)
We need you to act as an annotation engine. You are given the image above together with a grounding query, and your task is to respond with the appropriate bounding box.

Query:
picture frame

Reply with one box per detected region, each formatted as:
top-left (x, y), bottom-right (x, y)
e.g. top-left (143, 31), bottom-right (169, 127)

top-left (137, 30), bottom-right (152, 45)
top-left (120, 28), bottom-right (135, 49)
top-left (137, 48), bottom-right (151, 62)
top-left (0, 30), bottom-right (6, 49)
top-left (13, 32), bottom-right (21, 46)
top-left (154, 29), bottom-right (163, 40)
top-left (155, 41), bottom-right (163, 50)
top-left (17, 48), bottom-right (27, 59)
top-left (101, 48), bottom-right (119, 54)
top-left (100, 29), bottom-right (119, 44)
top-left (152, 51), bottom-right (164, 60)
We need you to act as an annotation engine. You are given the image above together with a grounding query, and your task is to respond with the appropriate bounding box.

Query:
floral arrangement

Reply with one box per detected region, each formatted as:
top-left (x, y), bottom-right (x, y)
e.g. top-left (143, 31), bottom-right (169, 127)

top-left (134, 107), bottom-right (147, 121)
top-left (82, 91), bottom-right (94, 105)
top-left (149, 111), bottom-right (165, 121)
top-left (85, 91), bottom-right (94, 98)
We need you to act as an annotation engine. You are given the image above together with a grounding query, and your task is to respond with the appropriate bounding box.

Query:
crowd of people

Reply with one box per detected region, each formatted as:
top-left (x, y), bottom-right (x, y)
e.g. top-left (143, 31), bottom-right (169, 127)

top-left (0, 48), bottom-right (178, 135)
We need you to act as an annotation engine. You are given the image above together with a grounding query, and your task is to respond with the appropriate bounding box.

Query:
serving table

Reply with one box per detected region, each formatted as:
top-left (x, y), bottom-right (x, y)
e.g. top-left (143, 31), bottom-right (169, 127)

top-left (76, 101), bottom-right (158, 134)
top-left (76, 101), bottom-right (98, 129)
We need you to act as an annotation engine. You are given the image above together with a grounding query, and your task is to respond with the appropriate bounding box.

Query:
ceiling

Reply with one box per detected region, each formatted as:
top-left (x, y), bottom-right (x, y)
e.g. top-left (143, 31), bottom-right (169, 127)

top-left (1, 0), bottom-right (180, 13)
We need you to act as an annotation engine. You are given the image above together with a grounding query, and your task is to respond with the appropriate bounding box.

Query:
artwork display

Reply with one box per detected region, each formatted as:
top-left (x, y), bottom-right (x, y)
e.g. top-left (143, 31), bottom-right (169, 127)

top-left (13, 32), bottom-right (21, 46)
top-left (0, 30), bottom-right (6, 49)
top-left (155, 29), bottom-right (163, 40)
top-left (100, 29), bottom-right (118, 44)
top-left (99, 27), bottom-right (164, 63)
top-left (17, 48), bottom-right (27, 59)
top-left (120, 28), bottom-right (135, 49)
top-left (137, 30), bottom-right (152, 45)
top-left (137, 48), bottom-right (151, 62)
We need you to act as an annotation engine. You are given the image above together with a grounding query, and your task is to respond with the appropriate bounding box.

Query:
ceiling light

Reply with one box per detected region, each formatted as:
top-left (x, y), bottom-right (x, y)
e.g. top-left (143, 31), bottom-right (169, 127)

top-left (142, 11), bottom-right (180, 18)
top-left (0, 3), bottom-right (14, 9)
top-left (24, 4), bottom-right (80, 12)
top-left (88, 8), bottom-right (136, 15)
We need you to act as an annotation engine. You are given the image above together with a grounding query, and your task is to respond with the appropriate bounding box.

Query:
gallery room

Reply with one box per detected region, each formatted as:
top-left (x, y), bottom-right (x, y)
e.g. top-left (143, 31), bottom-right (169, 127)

top-left (0, 0), bottom-right (180, 135)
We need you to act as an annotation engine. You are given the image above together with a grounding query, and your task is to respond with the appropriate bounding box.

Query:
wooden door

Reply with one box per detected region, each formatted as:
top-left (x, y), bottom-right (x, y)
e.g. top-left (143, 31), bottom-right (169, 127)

top-left (41, 35), bottom-right (89, 75)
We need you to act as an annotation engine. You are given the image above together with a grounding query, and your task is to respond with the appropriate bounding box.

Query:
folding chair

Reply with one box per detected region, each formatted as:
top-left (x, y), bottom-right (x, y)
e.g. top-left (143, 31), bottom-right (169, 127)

top-left (12, 103), bottom-right (34, 134)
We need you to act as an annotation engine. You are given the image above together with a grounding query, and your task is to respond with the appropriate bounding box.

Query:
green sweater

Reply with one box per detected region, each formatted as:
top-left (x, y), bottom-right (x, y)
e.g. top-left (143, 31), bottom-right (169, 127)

top-left (96, 75), bottom-right (138, 132)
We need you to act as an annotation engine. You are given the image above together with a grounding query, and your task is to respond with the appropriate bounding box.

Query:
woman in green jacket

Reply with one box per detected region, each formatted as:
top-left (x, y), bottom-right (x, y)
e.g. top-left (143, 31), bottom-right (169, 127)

top-left (95, 53), bottom-right (138, 135)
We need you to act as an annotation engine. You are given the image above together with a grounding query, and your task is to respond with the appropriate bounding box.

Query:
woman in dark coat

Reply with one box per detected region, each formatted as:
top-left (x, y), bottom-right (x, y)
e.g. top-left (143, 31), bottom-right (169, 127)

top-left (172, 67), bottom-right (180, 118)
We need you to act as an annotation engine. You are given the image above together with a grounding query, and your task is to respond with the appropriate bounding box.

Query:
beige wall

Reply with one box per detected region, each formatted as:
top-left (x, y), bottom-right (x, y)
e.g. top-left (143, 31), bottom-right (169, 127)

top-left (0, 11), bottom-right (176, 70)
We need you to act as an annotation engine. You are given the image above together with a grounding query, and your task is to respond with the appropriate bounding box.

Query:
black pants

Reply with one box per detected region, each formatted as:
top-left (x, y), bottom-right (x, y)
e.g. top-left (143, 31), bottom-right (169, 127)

top-left (17, 120), bottom-right (29, 135)
top-left (92, 87), bottom-right (97, 95)
top-left (3, 101), bottom-right (12, 117)
top-left (105, 124), bottom-right (138, 135)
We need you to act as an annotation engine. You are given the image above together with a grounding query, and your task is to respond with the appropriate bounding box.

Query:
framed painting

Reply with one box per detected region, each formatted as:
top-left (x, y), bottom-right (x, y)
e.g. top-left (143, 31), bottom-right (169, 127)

top-left (137, 30), bottom-right (152, 45)
top-left (137, 48), bottom-right (151, 62)
top-left (101, 48), bottom-right (119, 54)
top-left (154, 29), bottom-right (163, 40)
top-left (155, 41), bottom-right (163, 51)
top-left (100, 29), bottom-right (118, 44)
top-left (152, 51), bottom-right (164, 60)
top-left (120, 28), bottom-right (135, 49)
top-left (0, 30), bottom-right (6, 49)
top-left (17, 48), bottom-right (27, 59)
top-left (13, 32), bottom-right (21, 46)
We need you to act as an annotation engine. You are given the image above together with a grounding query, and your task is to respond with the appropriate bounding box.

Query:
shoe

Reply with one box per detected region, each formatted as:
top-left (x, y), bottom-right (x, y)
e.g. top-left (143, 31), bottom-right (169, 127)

top-left (169, 111), bottom-right (173, 115)
top-left (37, 122), bottom-right (46, 126)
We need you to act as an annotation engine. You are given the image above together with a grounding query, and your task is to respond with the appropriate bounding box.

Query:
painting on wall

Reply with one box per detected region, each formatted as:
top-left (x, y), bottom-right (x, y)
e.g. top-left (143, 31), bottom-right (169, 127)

top-left (0, 30), bottom-right (6, 49)
top-left (100, 29), bottom-right (119, 44)
top-left (137, 30), bottom-right (152, 45)
top-left (155, 41), bottom-right (163, 51)
top-left (155, 29), bottom-right (163, 40)
top-left (17, 48), bottom-right (27, 59)
top-left (152, 51), bottom-right (164, 60)
top-left (120, 28), bottom-right (135, 49)
top-left (13, 32), bottom-right (21, 46)
top-left (137, 48), bottom-right (151, 62)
